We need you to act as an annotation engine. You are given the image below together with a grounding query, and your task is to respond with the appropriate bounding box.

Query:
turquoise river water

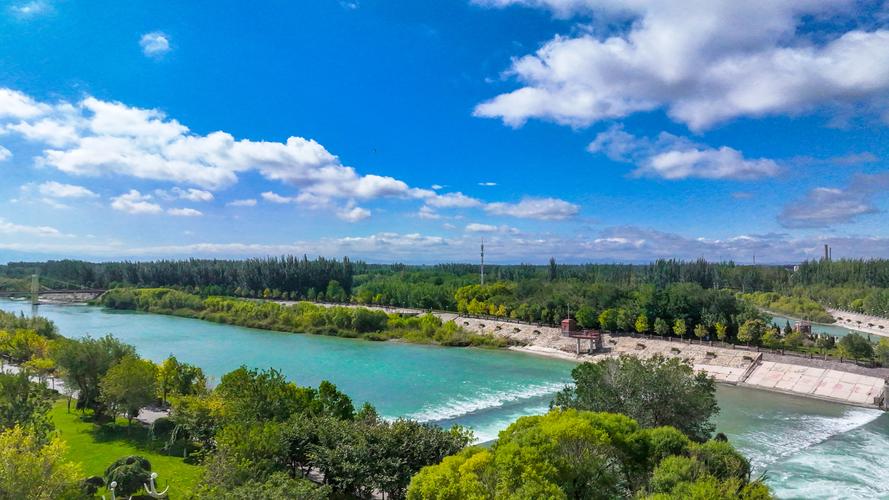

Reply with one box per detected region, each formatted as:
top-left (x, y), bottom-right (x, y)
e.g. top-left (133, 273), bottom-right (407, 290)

top-left (2, 299), bottom-right (887, 499)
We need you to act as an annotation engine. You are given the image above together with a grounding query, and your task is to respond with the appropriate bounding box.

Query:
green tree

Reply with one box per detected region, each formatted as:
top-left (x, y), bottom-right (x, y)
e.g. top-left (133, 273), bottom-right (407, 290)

top-left (0, 426), bottom-right (83, 499)
top-left (100, 356), bottom-right (158, 426)
top-left (714, 322), bottom-right (728, 342)
top-left (216, 367), bottom-right (308, 423)
top-left (51, 335), bottom-right (136, 417)
top-left (104, 456), bottom-right (152, 498)
top-left (201, 472), bottom-right (331, 499)
top-left (157, 355), bottom-right (207, 406)
top-left (407, 409), bottom-right (769, 499)
top-left (876, 338), bottom-right (889, 366)
top-left (0, 372), bottom-right (53, 440)
top-left (654, 317), bottom-right (670, 336)
top-left (815, 334), bottom-right (836, 353)
top-left (673, 318), bottom-right (687, 340)
top-left (693, 323), bottom-right (708, 342)
top-left (635, 314), bottom-right (650, 334)
top-left (317, 381), bottom-right (355, 420)
top-left (761, 328), bottom-right (783, 350)
top-left (783, 331), bottom-right (804, 350)
top-left (598, 309), bottom-right (618, 332)
top-left (575, 305), bottom-right (598, 329)
top-left (837, 333), bottom-right (874, 360)
top-left (737, 319), bottom-right (766, 346)
top-left (552, 355), bottom-right (719, 442)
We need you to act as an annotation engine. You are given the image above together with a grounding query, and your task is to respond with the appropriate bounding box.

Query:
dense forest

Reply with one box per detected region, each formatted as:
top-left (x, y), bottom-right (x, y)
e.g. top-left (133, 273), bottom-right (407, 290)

top-left (4, 257), bottom-right (889, 317)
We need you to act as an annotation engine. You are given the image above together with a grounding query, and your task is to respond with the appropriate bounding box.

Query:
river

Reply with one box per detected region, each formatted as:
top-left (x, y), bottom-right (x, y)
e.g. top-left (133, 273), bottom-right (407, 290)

top-left (2, 299), bottom-right (887, 499)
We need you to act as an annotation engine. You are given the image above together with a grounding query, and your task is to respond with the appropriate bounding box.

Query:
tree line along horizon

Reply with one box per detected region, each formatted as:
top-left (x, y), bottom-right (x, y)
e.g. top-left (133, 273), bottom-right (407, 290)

top-left (0, 305), bottom-right (774, 499)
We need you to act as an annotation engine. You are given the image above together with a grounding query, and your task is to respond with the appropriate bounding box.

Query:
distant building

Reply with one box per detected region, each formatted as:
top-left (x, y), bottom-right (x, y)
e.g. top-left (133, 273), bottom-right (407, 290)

top-left (794, 320), bottom-right (812, 334)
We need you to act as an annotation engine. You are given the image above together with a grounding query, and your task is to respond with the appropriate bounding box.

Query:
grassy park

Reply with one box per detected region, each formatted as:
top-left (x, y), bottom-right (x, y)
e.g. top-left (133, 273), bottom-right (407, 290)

top-left (50, 400), bottom-right (203, 498)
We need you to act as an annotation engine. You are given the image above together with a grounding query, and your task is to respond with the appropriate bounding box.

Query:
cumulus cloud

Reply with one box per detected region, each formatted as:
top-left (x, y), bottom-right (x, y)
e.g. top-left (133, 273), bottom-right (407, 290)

top-left (485, 196), bottom-right (579, 220)
top-left (337, 204), bottom-right (371, 222)
top-left (167, 207), bottom-right (203, 217)
top-left (110, 190), bottom-right (163, 215)
top-left (778, 173), bottom-right (889, 228)
top-left (1, 88), bottom-right (503, 222)
top-left (474, 1), bottom-right (889, 130)
top-left (0, 146), bottom-right (10, 161)
top-left (140, 32), bottom-right (171, 58)
top-left (0, 88), bottom-right (48, 120)
top-left (588, 126), bottom-right (780, 180)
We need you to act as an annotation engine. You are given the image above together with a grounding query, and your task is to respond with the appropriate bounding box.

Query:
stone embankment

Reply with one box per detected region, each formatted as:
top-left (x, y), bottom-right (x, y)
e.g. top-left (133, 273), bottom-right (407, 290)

top-left (285, 301), bottom-right (889, 409)
top-left (828, 308), bottom-right (889, 337)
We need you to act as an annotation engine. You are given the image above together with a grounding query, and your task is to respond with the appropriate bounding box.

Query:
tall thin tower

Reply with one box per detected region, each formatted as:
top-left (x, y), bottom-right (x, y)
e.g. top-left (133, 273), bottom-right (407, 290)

top-left (480, 239), bottom-right (485, 285)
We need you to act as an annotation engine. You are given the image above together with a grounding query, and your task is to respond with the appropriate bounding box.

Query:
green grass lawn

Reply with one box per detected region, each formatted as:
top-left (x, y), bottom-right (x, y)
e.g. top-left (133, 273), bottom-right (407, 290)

top-left (50, 400), bottom-right (203, 498)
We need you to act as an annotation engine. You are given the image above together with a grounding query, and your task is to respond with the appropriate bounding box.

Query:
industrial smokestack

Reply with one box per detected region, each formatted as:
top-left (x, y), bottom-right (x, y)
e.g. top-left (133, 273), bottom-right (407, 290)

top-left (824, 244), bottom-right (829, 261)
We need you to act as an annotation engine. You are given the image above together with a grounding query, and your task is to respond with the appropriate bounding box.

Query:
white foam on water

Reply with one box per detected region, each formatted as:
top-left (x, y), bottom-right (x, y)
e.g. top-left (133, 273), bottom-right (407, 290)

top-left (740, 406), bottom-right (883, 472)
top-left (766, 423), bottom-right (889, 499)
top-left (406, 381), bottom-right (569, 422)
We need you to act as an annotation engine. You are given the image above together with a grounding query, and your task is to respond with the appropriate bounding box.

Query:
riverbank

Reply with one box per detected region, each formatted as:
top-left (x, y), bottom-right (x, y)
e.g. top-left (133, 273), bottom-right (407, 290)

top-left (829, 308), bottom-right (889, 338)
top-left (290, 300), bottom-right (889, 410)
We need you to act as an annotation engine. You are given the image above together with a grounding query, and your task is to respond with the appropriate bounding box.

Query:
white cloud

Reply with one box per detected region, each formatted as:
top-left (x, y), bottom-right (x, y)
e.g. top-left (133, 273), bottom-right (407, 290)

top-left (6, 117), bottom-right (81, 147)
top-left (167, 207), bottom-right (203, 217)
top-left (337, 204), bottom-right (371, 222)
top-left (466, 223), bottom-right (519, 234)
top-left (0, 217), bottom-right (61, 237)
top-left (778, 173), bottom-right (889, 228)
top-left (588, 126), bottom-right (780, 180)
top-left (140, 32), bottom-right (171, 58)
top-left (466, 223), bottom-right (498, 233)
top-left (0, 146), bottom-right (10, 161)
top-left (425, 192), bottom-right (482, 208)
top-left (158, 187), bottom-right (214, 202)
top-left (261, 191), bottom-right (297, 204)
top-left (0, 88), bottom-right (48, 120)
top-left (485, 196), bottom-right (579, 220)
top-left (478, 181), bottom-right (497, 186)
top-left (0, 89), bottom-right (457, 210)
top-left (37, 181), bottom-right (98, 198)
top-left (110, 190), bottom-right (162, 215)
top-left (8, 226), bottom-right (889, 263)
top-left (9, 1), bottom-right (51, 18)
top-left (417, 206), bottom-right (442, 220)
top-left (227, 198), bottom-right (257, 207)
top-left (0, 87), bottom-right (586, 223)
top-left (431, 184), bottom-right (444, 190)
top-left (474, 1), bottom-right (889, 130)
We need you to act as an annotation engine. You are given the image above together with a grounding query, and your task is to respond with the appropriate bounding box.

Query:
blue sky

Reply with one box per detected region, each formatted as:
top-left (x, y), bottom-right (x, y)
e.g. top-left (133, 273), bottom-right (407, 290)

top-left (1, 0), bottom-right (888, 263)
